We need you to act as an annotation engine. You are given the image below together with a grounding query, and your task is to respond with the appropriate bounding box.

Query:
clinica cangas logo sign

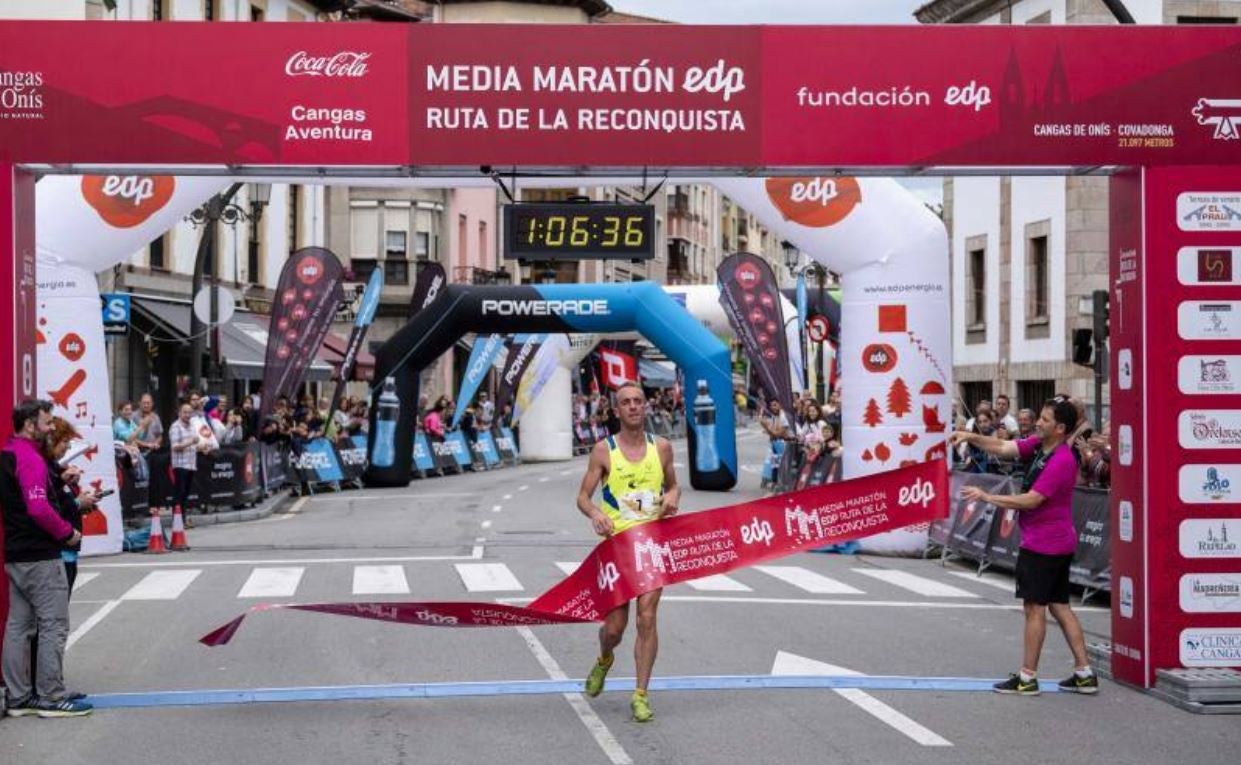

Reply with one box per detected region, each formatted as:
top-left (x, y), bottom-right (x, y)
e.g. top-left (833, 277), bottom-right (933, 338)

top-left (481, 299), bottom-right (610, 317)
top-left (1181, 628), bottom-right (1241, 666)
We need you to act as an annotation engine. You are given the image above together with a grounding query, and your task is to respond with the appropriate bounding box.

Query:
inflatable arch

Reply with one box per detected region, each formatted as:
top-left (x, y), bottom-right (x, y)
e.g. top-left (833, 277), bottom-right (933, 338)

top-left (367, 282), bottom-right (737, 491)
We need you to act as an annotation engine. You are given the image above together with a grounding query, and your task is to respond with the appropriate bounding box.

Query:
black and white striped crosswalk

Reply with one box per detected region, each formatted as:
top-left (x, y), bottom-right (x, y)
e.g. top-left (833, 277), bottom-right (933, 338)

top-left (73, 560), bottom-right (1026, 604)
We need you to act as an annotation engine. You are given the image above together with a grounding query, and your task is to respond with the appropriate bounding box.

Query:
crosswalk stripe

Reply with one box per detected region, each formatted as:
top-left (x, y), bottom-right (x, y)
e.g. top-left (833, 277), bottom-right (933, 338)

top-left (948, 571), bottom-right (1015, 592)
top-left (72, 572), bottom-right (100, 592)
top-left (455, 563), bottom-right (524, 592)
top-left (238, 567), bottom-right (305, 598)
top-left (121, 570), bottom-right (202, 601)
top-left (684, 574), bottom-right (752, 592)
top-left (851, 569), bottom-right (979, 598)
top-left (555, 562), bottom-right (581, 576)
top-left (754, 566), bottom-right (864, 595)
top-left (352, 565), bottom-right (410, 595)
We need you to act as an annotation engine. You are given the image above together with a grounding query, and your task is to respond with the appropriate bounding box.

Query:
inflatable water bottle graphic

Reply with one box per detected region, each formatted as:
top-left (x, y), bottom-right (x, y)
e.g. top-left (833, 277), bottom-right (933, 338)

top-left (693, 379), bottom-right (720, 473)
top-left (372, 376), bottom-right (400, 468)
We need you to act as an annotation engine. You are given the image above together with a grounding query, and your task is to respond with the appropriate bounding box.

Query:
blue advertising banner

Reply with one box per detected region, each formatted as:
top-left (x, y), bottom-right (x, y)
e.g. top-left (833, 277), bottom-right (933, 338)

top-left (445, 431), bottom-right (473, 469)
top-left (476, 431), bottom-right (501, 467)
top-left (496, 427), bottom-right (520, 465)
top-left (292, 437), bottom-right (345, 483)
top-left (413, 432), bottom-right (436, 473)
top-left (453, 333), bottom-right (506, 428)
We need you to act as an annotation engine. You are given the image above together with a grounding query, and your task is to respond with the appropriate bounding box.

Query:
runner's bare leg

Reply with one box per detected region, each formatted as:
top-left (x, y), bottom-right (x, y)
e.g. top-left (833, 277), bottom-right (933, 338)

top-left (598, 602), bottom-right (629, 660)
top-left (634, 589), bottom-right (662, 691)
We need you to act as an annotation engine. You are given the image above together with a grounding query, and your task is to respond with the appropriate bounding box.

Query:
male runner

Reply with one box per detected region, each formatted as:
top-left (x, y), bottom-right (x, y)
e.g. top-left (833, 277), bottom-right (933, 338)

top-left (575, 382), bottom-right (680, 722)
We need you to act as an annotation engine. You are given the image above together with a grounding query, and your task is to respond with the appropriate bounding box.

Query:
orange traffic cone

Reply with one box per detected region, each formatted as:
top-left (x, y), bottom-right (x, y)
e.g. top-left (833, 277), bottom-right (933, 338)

top-left (146, 508), bottom-right (167, 554)
top-left (170, 505), bottom-right (191, 551)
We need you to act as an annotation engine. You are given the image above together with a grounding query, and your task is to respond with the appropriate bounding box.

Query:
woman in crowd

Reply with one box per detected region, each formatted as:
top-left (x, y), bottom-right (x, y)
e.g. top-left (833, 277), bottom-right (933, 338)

top-left (423, 398), bottom-right (447, 439)
top-left (957, 409), bottom-right (999, 473)
top-left (220, 407), bottom-right (247, 445)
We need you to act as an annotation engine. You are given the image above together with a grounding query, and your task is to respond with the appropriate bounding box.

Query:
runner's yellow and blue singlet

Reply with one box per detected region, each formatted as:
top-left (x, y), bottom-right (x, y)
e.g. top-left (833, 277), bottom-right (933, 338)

top-left (600, 433), bottom-right (665, 534)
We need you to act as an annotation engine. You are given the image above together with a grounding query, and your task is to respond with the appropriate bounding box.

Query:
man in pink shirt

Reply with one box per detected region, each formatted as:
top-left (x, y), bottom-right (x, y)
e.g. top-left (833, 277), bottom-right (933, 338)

top-left (950, 395), bottom-right (1099, 697)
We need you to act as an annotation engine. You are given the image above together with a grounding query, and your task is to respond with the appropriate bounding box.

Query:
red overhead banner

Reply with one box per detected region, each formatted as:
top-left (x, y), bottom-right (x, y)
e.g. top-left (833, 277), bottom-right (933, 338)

top-left (1, 23), bottom-right (1240, 168)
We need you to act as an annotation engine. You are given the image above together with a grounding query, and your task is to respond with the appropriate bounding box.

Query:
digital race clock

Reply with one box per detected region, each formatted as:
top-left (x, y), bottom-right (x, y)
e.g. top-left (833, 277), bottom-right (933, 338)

top-left (503, 203), bottom-right (655, 260)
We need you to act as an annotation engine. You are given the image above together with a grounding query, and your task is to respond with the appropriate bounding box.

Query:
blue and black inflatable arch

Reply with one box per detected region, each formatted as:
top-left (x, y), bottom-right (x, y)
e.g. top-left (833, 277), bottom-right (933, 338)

top-left (365, 282), bottom-right (736, 491)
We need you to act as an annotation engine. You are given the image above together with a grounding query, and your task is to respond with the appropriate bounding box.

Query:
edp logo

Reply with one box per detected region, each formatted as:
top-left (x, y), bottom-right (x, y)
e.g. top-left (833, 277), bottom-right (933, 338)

top-left (740, 517), bottom-right (775, 546)
top-left (898, 477), bottom-right (936, 509)
top-left (597, 560), bottom-right (620, 592)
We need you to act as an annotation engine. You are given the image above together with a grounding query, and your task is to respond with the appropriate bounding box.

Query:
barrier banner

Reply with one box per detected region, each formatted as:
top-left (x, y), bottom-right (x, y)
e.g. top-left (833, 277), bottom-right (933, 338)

top-left (986, 506), bottom-right (1023, 572)
top-left (429, 435), bottom-right (460, 475)
top-left (260, 247), bottom-right (346, 420)
top-left (145, 443), bottom-right (263, 509)
top-left (334, 439), bottom-right (367, 483)
top-left (260, 443), bottom-right (289, 492)
top-left (947, 472), bottom-right (1009, 560)
top-left (412, 432), bottom-right (436, 475)
top-left (1070, 487), bottom-right (1111, 589)
top-left (201, 460), bottom-right (948, 645)
top-left (291, 437), bottom-right (345, 484)
top-left (445, 431), bottom-right (474, 471)
top-left (116, 452), bottom-right (150, 519)
top-left (497, 427), bottom-right (520, 464)
top-left (476, 431), bottom-right (501, 468)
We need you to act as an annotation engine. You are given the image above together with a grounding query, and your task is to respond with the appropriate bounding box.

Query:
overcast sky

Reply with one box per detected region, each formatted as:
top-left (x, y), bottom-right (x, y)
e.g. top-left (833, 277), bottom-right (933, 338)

top-left (610, 1), bottom-right (929, 25)
top-left (609, 1), bottom-right (943, 206)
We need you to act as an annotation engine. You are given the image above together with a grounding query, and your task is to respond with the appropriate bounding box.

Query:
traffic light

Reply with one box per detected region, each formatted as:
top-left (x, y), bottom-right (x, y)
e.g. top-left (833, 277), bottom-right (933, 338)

top-left (1072, 329), bottom-right (1094, 366)
top-left (1092, 290), bottom-right (1109, 345)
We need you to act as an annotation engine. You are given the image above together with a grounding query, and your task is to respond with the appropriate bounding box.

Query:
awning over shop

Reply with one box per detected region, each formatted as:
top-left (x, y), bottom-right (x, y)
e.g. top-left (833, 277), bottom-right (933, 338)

top-left (319, 332), bottom-right (376, 381)
top-left (639, 358), bottom-right (678, 388)
top-left (131, 296), bottom-right (333, 382)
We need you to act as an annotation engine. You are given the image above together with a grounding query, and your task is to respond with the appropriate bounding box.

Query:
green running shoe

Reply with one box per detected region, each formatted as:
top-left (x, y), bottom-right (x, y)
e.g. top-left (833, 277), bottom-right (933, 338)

top-left (631, 691), bottom-right (654, 723)
top-left (584, 655), bottom-right (613, 697)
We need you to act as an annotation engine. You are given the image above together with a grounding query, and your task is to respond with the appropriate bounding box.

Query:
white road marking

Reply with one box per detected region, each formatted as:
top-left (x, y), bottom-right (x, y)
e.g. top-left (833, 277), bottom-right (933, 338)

top-left (516, 626), bottom-right (632, 765)
top-left (754, 566), bottom-right (864, 595)
top-left (684, 574), bottom-right (752, 592)
top-left (66, 600), bottom-right (121, 652)
top-left (539, 477), bottom-right (549, 483)
top-left (82, 552), bottom-right (480, 569)
top-left (275, 496), bottom-right (310, 521)
top-left (455, 563), bottom-right (524, 592)
top-left (72, 572), bottom-right (100, 592)
top-left (352, 565), bottom-right (410, 595)
top-left (238, 567), bottom-right (304, 598)
top-left (555, 561), bottom-right (581, 576)
top-left (498, 595), bottom-right (1107, 612)
top-left (949, 571), bottom-right (1017, 592)
top-left (852, 569), bottom-right (979, 598)
top-left (519, 485), bottom-right (530, 491)
top-left (559, 469), bottom-right (573, 476)
top-left (492, 504), bottom-right (503, 513)
top-left (481, 520), bottom-right (493, 529)
top-left (309, 492), bottom-right (474, 502)
top-left (772, 651), bottom-right (951, 747)
top-left (503, 494), bottom-right (513, 500)
top-left (121, 569), bottom-right (202, 601)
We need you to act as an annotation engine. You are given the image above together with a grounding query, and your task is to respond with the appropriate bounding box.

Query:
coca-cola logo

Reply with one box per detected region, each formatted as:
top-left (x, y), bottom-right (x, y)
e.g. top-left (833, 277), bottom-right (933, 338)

top-left (861, 343), bottom-right (897, 373)
top-left (765, 176), bottom-right (862, 228)
top-left (285, 51), bottom-right (371, 78)
top-left (81, 175), bottom-right (175, 229)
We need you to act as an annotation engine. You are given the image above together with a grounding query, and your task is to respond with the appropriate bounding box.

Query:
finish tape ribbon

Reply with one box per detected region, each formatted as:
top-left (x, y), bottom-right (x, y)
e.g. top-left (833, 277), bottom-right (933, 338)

top-left (200, 460), bottom-right (948, 646)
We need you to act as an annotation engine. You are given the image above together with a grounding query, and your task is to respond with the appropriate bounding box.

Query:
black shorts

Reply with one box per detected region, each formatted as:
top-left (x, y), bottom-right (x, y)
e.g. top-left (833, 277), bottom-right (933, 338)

top-left (1015, 549), bottom-right (1073, 605)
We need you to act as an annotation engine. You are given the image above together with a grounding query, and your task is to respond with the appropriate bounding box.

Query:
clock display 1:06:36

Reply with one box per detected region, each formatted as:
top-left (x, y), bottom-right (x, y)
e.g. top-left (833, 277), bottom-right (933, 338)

top-left (519, 214), bottom-right (646, 247)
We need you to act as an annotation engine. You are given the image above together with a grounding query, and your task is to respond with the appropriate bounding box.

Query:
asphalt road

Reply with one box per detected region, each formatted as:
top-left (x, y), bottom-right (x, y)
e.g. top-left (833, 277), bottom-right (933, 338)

top-left (3, 425), bottom-right (1234, 765)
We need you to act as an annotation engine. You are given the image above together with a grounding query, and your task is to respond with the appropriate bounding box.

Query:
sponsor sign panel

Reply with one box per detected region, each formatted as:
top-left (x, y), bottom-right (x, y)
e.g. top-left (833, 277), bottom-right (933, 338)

top-left (1120, 576), bottom-right (1135, 619)
top-left (1180, 628), bottom-right (1241, 667)
top-left (1179, 410), bottom-right (1241, 449)
top-left (1178, 301), bottom-right (1241, 340)
top-left (1180, 574), bottom-right (1241, 613)
top-left (1178, 464), bottom-right (1239, 503)
top-left (1119, 499), bottom-right (1134, 543)
top-left (1177, 246), bottom-right (1241, 285)
top-left (1177, 192), bottom-right (1241, 232)
top-left (1180, 520), bottom-right (1241, 559)
top-left (1179, 355), bottom-right (1241, 395)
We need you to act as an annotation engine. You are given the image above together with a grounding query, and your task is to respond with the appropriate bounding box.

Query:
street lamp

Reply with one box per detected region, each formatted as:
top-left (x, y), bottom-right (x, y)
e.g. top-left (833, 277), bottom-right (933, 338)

top-left (781, 239), bottom-right (799, 275)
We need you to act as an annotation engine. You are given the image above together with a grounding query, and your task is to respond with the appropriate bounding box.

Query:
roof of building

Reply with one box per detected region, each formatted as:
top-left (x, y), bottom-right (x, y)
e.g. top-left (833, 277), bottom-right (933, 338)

top-left (913, 0), bottom-right (1002, 24)
top-left (426, 0), bottom-right (613, 17)
top-left (594, 10), bottom-right (671, 24)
